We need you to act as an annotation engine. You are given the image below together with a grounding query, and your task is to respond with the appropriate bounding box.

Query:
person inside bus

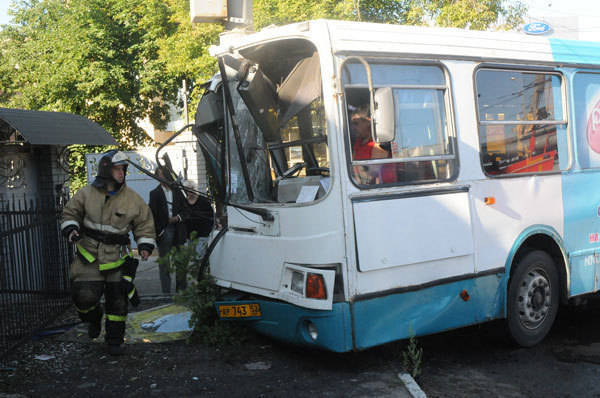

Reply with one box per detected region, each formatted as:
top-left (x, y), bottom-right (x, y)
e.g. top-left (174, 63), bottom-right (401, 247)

top-left (351, 105), bottom-right (396, 184)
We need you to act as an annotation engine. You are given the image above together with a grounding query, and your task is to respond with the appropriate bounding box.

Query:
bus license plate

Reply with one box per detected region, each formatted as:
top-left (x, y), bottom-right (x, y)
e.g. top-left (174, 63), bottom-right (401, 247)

top-left (218, 303), bottom-right (261, 319)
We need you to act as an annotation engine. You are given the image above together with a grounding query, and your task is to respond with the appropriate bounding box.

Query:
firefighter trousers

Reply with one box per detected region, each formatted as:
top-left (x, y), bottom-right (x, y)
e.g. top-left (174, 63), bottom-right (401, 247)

top-left (72, 281), bottom-right (128, 345)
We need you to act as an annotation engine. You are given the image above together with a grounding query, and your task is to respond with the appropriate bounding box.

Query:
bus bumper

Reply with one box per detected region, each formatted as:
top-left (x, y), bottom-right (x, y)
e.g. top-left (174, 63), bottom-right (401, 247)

top-left (216, 299), bottom-right (354, 352)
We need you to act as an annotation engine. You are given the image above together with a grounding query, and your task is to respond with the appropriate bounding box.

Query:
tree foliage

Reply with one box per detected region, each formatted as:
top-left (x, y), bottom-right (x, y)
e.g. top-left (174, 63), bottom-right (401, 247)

top-left (2, 0), bottom-right (169, 144)
top-left (0, 0), bottom-right (526, 193)
top-left (253, 0), bottom-right (354, 29)
top-left (423, 0), bottom-right (527, 30)
top-left (253, 0), bottom-right (526, 30)
top-left (156, 0), bottom-right (222, 123)
top-left (0, 0), bottom-right (527, 134)
top-left (0, 0), bottom-right (220, 192)
top-left (0, 0), bottom-right (222, 129)
top-left (354, 0), bottom-right (418, 24)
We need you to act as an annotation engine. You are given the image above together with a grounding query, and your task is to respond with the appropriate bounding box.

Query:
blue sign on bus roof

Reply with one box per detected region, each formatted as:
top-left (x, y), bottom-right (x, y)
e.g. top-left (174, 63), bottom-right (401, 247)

top-left (523, 22), bottom-right (552, 35)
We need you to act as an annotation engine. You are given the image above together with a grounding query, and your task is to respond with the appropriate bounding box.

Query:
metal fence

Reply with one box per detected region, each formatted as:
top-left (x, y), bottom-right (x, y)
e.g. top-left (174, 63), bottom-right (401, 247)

top-left (0, 196), bottom-right (72, 361)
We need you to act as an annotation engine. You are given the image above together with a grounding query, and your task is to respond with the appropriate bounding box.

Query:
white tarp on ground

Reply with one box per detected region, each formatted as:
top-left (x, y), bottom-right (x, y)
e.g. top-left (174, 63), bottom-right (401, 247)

top-left (126, 304), bottom-right (193, 343)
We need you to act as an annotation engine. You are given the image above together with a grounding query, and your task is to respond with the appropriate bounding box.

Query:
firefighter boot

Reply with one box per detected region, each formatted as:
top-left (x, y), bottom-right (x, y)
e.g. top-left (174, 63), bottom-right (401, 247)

top-left (105, 282), bottom-right (127, 356)
top-left (106, 343), bottom-right (125, 356)
top-left (88, 305), bottom-right (103, 339)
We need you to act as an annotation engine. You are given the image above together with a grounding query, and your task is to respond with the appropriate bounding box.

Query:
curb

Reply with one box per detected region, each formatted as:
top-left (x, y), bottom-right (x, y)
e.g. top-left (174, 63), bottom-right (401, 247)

top-left (398, 372), bottom-right (427, 398)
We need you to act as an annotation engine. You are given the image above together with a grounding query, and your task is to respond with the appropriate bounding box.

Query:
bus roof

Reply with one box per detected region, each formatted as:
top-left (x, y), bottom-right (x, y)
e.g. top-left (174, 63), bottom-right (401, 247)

top-left (326, 19), bottom-right (600, 67)
top-left (213, 19), bottom-right (600, 68)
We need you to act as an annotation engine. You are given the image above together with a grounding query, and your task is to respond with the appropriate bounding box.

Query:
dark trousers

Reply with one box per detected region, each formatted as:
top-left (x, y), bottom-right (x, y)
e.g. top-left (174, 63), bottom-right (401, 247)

top-left (72, 280), bottom-right (128, 345)
top-left (157, 224), bottom-right (176, 294)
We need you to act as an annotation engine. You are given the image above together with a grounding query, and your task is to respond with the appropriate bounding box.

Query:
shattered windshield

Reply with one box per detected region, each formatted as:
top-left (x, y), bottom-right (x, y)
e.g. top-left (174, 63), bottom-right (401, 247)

top-left (224, 40), bottom-right (330, 205)
top-left (227, 83), bottom-right (272, 203)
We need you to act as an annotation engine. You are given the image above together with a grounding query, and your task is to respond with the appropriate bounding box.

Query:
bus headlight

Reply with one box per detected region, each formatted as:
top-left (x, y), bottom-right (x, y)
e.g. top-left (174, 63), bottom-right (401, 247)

top-left (291, 271), bottom-right (304, 294)
top-left (282, 263), bottom-right (338, 301)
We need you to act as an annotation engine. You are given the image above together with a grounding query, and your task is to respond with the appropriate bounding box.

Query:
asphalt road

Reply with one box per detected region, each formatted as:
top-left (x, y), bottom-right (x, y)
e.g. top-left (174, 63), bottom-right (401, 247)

top-left (4, 257), bottom-right (600, 397)
top-left (133, 256), bottom-right (600, 397)
top-left (416, 298), bottom-right (600, 397)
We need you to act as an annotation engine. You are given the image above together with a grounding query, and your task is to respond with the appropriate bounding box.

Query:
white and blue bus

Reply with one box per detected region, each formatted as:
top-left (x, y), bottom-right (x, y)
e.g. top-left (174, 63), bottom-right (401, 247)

top-left (193, 20), bottom-right (600, 352)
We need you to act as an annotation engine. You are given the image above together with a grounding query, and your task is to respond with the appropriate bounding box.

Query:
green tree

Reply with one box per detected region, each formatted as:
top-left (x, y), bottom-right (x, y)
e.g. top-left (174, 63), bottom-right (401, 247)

top-left (253, 0), bottom-right (526, 30)
top-left (0, 0), bottom-right (526, 193)
top-left (422, 0), bottom-right (527, 30)
top-left (354, 0), bottom-right (418, 24)
top-left (0, 0), bottom-right (220, 192)
top-left (253, 0), bottom-right (354, 29)
top-left (0, 0), bottom-right (175, 144)
top-left (156, 0), bottom-right (222, 119)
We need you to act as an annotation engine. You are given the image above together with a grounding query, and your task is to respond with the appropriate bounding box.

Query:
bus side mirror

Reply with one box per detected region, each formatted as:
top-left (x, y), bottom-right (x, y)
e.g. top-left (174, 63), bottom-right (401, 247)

top-left (373, 87), bottom-right (395, 143)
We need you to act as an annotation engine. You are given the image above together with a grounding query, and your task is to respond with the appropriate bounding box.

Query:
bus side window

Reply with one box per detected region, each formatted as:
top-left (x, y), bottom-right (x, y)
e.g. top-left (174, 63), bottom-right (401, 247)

top-left (343, 62), bottom-right (456, 188)
top-left (475, 69), bottom-right (566, 176)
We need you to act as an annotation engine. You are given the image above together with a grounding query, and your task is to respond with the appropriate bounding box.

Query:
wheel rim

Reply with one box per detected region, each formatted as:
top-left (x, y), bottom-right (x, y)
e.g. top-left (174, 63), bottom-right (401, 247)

top-left (516, 268), bottom-right (552, 330)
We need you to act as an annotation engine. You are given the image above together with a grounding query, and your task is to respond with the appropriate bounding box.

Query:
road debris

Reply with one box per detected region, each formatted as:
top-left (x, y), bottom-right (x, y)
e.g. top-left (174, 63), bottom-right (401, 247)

top-left (244, 361), bottom-right (272, 370)
top-left (33, 355), bottom-right (55, 361)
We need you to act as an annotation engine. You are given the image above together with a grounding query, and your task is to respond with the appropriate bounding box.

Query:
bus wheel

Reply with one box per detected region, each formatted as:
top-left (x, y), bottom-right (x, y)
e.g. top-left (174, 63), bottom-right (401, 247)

top-left (507, 250), bottom-right (559, 347)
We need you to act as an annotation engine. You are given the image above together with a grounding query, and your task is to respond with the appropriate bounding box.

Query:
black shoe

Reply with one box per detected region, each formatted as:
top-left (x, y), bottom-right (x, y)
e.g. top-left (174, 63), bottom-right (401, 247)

top-left (106, 344), bottom-right (125, 356)
top-left (88, 308), bottom-right (103, 339)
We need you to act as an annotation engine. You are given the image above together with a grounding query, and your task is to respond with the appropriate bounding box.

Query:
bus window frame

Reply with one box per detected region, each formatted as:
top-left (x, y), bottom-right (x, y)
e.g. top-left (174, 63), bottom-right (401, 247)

top-left (222, 40), bottom-right (336, 206)
top-left (473, 64), bottom-right (570, 178)
top-left (338, 57), bottom-right (459, 190)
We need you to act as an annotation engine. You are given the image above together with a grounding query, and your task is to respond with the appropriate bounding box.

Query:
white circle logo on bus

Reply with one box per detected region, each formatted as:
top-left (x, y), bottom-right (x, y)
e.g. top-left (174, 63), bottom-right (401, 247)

top-left (523, 22), bottom-right (551, 35)
top-left (587, 101), bottom-right (600, 154)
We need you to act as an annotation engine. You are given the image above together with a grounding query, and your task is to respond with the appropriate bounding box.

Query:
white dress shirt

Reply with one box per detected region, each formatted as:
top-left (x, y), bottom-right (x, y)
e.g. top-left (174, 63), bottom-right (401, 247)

top-left (161, 185), bottom-right (173, 218)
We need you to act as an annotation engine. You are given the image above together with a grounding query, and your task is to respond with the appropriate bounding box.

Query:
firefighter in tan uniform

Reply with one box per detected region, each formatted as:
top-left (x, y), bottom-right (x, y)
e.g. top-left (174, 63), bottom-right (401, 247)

top-left (61, 150), bottom-right (156, 356)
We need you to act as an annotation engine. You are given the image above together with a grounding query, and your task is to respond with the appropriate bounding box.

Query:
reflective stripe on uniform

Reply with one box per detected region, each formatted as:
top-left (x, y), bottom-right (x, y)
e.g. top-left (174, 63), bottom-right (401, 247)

top-left (122, 275), bottom-right (133, 282)
top-left (107, 314), bottom-right (126, 322)
top-left (78, 243), bottom-right (130, 272)
top-left (99, 256), bottom-right (127, 272)
top-left (76, 243), bottom-right (96, 263)
top-left (128, 286), bottom-right (136, 299)
top-left (61, 219), bottom-right (80, 231)
top-left (75, 303), bottom-right (96, 314)
top-left (83, 218), bottom-right (128, 235)
top-left (137, 237), bottom-right (157, 247)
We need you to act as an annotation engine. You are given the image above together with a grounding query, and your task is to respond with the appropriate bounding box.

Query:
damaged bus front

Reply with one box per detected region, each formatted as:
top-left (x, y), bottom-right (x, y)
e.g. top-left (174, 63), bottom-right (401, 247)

top-left (193, 23), bottom-right (352, 351)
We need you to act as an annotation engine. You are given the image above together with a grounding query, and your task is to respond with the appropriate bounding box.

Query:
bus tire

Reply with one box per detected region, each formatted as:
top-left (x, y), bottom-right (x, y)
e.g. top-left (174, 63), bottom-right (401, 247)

top-left (507, 250), bottom-right (559, 347)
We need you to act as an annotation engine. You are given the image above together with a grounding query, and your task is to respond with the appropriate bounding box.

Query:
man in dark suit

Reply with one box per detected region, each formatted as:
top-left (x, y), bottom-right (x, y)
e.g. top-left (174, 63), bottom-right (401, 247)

top-left (148, 167), bottom-right (183, 294)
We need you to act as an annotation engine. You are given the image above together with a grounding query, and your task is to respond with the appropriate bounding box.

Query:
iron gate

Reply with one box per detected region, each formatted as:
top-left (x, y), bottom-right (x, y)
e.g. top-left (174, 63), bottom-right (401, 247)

top-left (0, 197), bottom-right (71, 361)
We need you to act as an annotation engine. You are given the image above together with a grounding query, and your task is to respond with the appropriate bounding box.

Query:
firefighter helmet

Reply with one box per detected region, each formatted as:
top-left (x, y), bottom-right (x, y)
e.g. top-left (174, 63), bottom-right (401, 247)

top-left (92, 150), bottom-right (129, 189)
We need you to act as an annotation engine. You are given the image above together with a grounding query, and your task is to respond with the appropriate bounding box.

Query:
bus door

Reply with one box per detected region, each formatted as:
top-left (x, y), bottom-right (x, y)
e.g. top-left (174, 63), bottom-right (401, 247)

top-left (474, 67), bottom-right (569, 286)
